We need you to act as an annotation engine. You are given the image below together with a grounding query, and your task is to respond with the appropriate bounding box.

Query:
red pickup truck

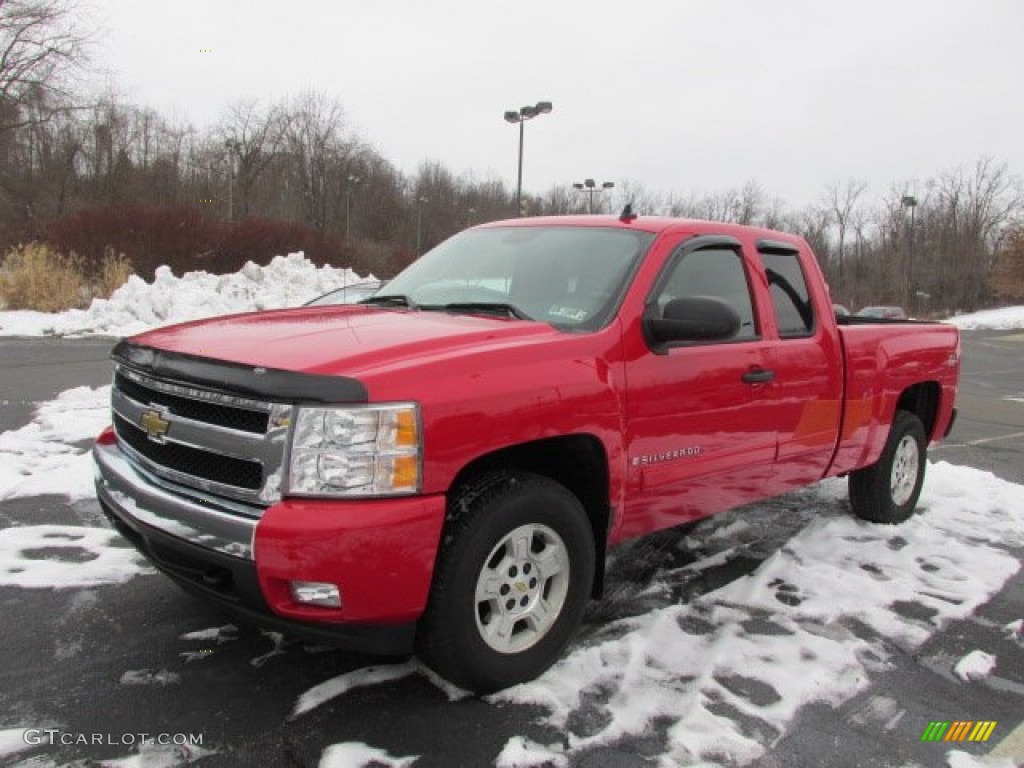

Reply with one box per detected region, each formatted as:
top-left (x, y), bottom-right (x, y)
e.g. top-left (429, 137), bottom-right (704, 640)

top-left (93, 214), bottom-right (959, 693)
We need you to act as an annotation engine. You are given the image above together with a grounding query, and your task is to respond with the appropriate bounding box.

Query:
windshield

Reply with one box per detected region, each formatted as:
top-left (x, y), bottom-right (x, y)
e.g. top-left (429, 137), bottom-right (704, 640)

top-left (376, 226), bottom-right (655, 330)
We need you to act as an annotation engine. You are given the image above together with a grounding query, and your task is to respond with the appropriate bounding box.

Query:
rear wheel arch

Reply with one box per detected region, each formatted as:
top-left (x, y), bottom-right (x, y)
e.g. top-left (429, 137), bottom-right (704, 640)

top-left (895, 381), bottom-right (941, 440)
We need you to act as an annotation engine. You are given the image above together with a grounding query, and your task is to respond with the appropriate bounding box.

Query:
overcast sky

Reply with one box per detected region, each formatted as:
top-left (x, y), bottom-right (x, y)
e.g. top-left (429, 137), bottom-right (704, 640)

top-left (86, 0), bottom-right (1024, 210)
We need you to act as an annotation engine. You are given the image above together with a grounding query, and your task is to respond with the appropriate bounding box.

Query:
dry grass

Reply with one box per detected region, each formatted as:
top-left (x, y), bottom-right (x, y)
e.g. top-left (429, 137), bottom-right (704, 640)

top-left (0, 243), bottom-right (134, 312)
top-left (97, 248), bottom-right (133, 298)
top-left (0, 243), bottom-right (85, 312)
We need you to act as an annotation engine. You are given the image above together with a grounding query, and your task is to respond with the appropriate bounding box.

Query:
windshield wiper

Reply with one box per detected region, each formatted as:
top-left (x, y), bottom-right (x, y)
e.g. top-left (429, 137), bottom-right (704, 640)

top-left (359, 294), bottom-right (418, 309)
top-left (433, 302), bottom-right (533, 321)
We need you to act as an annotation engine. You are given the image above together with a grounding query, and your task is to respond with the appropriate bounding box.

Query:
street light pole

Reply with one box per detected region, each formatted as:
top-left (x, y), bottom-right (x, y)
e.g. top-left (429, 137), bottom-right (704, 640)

top-left (504, 101), bottom-right (552, 217)
top-left (901, 195), bottom-right (918, 309)
top-left (224, 138), bottom-right (239, 221)
top-left (572, 178), bottom-right (615, 214)
top-left (346, 175), bottom-right (361, 241)
top-left (416, 196), bottom-right (429, 256)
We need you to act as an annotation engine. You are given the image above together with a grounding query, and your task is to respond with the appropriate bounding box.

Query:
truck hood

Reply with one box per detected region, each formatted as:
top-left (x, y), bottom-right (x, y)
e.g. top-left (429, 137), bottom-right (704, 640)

top-left (126, 305), bottom-right (560, 378)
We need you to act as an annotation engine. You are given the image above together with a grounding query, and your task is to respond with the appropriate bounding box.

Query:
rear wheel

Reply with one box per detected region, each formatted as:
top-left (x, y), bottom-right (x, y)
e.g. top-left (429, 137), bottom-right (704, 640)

top-left (417, 472), bottom-right (594, 694)
top-left (849, 410), bottom-right (927, 524)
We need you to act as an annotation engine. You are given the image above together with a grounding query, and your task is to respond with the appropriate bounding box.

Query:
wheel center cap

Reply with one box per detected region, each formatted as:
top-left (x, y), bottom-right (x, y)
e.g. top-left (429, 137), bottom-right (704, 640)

top-left (514, 581), bottom-right (529, 593)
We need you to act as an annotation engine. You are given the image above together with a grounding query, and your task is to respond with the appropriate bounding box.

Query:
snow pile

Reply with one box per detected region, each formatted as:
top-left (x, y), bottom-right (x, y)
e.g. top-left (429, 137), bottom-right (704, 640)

top-left (0, 252), bottom-right (369, 338)
top-left (947, 305), bottom-right (1024, 330)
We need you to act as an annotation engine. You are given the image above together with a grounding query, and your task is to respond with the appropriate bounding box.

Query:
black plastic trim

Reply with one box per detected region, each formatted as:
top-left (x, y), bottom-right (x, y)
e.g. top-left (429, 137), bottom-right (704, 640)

top-left (112, 341), bottom-right (368, 404)
top-left (755, 238), bottom-right (800, 255)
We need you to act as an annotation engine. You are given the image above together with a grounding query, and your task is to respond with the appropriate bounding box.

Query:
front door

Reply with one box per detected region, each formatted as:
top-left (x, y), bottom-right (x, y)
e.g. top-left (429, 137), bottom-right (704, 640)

top-left (620, 237), bottom-right (777, 539)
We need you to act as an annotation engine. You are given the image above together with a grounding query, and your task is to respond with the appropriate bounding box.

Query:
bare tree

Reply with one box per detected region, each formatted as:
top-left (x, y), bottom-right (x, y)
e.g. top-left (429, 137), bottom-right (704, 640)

top-left (824, 178), bottom-right (867, 282)
top-left (0, 0), bottom-right (88, 131)
top-left (614, 179), bottom-right (664, 217)
top-left (284, 92), bottom-right (355, 231)
top-left (219, 99), bottom-right (291, 219)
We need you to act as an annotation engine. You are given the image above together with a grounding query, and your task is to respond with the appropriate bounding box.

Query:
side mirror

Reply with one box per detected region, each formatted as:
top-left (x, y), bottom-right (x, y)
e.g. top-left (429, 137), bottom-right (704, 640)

top-left (646, 296), bottom-right (741, 345)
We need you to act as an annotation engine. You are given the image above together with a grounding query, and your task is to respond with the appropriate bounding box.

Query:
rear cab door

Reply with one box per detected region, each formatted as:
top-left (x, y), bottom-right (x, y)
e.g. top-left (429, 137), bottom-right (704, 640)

top-left (752, 238), bottom-right (844, 495)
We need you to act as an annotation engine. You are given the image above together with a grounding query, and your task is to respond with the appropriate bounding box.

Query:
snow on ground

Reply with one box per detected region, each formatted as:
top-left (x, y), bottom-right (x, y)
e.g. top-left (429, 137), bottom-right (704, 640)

top-left (119, 669), bottom-right (181, 686)
top-left (946, 305), bottom-right (1024, 330)
top-left (288, 461), bottom-right (1023, 767)
top-left (0, 729), bottom-right (33, 759)
top-left (494, 736), bottom-right (568, 768)
top-left (87, 739), bottom-right (216, 768)
top-left (291, 661), bottom-right (420, 719)
top-left (179, 625), bottom-right (238, 644)
top-left (0, 385), bottom-right (153, 587)
top-left (945, 750), bottom-right (1018, 768)
top-left (318, 743), bottom-right (418, 768)
top-left (0, 385), bottom-right (111, 501)
top-left (0, 524), bottom-right (151, 587)
top-left (0, 253), bottom-right (369, 338)
top-left (2, 387), bottom-right (1022, 765)
top-left (953, 650), bottom-right (998, 681)
top-left (487, 462), bottom-right (1023, 765)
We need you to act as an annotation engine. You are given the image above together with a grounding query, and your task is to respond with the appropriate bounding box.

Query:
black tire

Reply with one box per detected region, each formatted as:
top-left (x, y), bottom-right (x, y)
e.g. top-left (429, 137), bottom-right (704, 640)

top-left (417, 471), bottom-right (595, 694)
top-left (849, 410), bottom-right (927, 524)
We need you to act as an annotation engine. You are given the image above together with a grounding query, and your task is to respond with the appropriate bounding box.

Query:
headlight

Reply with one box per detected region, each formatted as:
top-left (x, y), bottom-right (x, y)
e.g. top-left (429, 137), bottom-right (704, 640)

top-left (287, 403), bottom-right (421, 497)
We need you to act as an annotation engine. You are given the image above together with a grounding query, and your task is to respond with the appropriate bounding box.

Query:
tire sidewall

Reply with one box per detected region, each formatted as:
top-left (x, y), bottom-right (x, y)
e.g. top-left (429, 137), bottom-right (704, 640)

top-left (881, 413), bottom-right (927, 521)
top-left (433, 477), bottom-right (594, 692)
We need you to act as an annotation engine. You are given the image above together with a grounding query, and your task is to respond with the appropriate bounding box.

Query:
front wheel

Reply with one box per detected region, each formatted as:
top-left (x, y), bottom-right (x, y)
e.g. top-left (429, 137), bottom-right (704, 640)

top-left (849, 410), bottom-right (927, 524)
top-left (417, 472), bottom-right (595, 694)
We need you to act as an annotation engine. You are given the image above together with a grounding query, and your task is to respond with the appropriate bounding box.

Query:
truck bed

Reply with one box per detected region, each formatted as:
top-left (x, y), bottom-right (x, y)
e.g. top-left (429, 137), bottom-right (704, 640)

top-left (829, 321), bottom-right (959, 476)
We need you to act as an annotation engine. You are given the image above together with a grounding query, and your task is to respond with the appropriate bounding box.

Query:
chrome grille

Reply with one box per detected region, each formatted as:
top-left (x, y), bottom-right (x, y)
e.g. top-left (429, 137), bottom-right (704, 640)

top-left (111, 365), bottom-right (291, 508)
top-left (115, 372), bottom-right (269, 433)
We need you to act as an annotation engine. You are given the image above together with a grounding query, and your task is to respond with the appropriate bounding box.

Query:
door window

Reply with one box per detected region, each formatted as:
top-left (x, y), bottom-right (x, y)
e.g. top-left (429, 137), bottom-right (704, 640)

top-left (653, 247), bottom-right (757, 340)
top-left (761, 251), bottom-right (814, 337)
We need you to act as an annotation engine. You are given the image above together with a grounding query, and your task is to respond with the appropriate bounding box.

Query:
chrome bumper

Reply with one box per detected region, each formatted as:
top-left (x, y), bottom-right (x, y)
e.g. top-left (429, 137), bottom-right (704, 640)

top-left (93, 442), bottom-right (258, 560)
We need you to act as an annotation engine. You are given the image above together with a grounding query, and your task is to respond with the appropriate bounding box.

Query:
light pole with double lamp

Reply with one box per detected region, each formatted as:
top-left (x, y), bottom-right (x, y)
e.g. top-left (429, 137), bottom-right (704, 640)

top-left (573, 178), bottom-right (614, 214)
top-left (504, 101), bottom-right (553, 216)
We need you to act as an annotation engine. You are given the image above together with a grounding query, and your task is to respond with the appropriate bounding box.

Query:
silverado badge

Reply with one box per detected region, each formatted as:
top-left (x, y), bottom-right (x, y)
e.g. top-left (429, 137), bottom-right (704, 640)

top-left (139, 409), bottom-right (171, 443)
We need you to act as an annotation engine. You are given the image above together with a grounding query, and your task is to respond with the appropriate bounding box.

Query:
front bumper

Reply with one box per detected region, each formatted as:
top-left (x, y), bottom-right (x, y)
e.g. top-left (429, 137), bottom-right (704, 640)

top-left (93, 441), bottom-right (447, 655)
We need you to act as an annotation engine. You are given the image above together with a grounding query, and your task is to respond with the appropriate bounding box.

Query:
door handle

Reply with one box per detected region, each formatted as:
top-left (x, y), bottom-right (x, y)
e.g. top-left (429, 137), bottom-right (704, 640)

top-left (741, 368), bottom-right (775, 384)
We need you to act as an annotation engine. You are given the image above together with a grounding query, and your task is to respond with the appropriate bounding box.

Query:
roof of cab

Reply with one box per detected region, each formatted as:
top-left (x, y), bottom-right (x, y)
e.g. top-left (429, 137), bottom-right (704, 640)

top-left (475, 214), bottom-right (808, 248)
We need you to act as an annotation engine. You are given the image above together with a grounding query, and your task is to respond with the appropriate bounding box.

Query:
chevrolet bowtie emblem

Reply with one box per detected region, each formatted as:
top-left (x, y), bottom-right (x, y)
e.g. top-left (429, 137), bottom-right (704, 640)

top-left (139, 409), bottom-right (171, 442)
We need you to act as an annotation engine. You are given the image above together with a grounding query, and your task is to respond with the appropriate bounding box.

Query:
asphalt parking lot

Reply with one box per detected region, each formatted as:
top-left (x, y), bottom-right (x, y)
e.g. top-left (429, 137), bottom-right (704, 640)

top-left (0, 330), bottom-right (1020, 767)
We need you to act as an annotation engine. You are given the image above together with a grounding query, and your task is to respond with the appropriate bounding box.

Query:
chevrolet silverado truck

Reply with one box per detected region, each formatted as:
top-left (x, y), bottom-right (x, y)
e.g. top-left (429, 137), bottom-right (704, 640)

top-left (93, 213), bottom-right (959, 693)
